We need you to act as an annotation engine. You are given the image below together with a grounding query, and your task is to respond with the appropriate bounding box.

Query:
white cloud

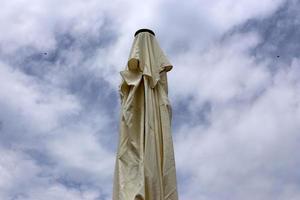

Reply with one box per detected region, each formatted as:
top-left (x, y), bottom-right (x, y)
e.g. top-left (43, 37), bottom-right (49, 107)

top-left (169, 32), bottom-right (271, 107)
top-left (22, 185), bottom-right (100, 200)
top-left (0, 62), bottom-right (81, 134)
top-left (174, 57), bottom-right (300, 200)
top-left (0, 0), bottom-right (113, 55)
top-left (154, 0), bottom-right (285, 54)
top-left (46, 124), bottom-right (115, 182)
top-left (208, 0), bottom-right (285, 31)
top-left (0, 53), bottom-right (113, 199)
top-left (0, 148), bottom-right (102, 200)
top-left (1, 0), bottom-right (298, 199)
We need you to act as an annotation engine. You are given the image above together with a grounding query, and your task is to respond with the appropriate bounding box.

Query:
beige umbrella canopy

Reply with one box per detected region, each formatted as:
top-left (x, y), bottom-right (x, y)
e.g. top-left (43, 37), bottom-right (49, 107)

top-left (113, 29), bottom-right (179, 200)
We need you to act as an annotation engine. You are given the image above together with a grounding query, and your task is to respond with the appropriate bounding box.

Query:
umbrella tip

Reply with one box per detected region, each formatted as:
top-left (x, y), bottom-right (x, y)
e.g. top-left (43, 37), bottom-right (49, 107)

top-left (134, 29), bottom-right (155, 37)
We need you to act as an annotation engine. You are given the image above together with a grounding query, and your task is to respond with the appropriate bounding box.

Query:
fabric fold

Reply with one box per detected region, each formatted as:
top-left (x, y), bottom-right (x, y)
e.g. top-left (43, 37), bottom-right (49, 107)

top-left (113, 31), bottom-right (179, 200)
top-left (127, 32), bottom-right (173, 88)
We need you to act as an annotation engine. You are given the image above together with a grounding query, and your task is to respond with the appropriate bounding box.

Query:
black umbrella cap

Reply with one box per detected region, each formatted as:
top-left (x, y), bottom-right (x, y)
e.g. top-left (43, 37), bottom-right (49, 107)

top-left (134, 29), bottom-right (155, 37)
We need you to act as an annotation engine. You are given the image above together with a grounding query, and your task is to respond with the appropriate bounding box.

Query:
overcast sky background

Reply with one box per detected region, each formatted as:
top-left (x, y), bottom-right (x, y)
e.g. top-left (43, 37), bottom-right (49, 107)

top-left (1, 0), bottom-right (300, 199)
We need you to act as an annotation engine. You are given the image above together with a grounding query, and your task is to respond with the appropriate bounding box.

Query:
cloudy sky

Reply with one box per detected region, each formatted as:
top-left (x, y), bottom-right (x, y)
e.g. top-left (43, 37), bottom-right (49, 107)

top-left (1, 0), bottom-right (300, 199)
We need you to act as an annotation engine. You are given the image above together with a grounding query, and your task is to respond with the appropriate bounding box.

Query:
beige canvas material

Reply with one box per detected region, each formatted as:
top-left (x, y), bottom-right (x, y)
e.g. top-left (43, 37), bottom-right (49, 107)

top-left (113, 32), bottom-right (179, 200)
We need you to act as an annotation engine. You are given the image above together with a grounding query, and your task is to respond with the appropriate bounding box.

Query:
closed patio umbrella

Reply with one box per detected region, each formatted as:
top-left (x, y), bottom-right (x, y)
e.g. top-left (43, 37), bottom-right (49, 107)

top-left (113, 29), bottom-right (178, 200)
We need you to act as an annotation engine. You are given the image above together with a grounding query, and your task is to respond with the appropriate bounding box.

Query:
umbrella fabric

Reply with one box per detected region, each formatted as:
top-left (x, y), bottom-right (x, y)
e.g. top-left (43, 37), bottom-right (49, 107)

top-left (113, 31), bottom-right (178, 200)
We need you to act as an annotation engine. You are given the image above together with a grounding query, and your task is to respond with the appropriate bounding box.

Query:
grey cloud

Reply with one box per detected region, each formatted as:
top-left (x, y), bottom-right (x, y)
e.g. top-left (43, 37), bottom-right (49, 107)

top-left (154, 0), bottom-right (286, 55)
top-left (171, 13), bottom-right (300, 200)
top-left (234, 0), bottom-right (300, 66)
top-left (1, 0), bottom-right (298, 199)
top-left (0, 147), bottom-right (103, 200)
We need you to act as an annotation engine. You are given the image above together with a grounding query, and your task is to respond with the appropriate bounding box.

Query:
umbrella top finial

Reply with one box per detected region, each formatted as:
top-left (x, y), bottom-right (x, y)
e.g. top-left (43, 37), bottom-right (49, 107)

top-left (134, 29), bottom-right (155, 37)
